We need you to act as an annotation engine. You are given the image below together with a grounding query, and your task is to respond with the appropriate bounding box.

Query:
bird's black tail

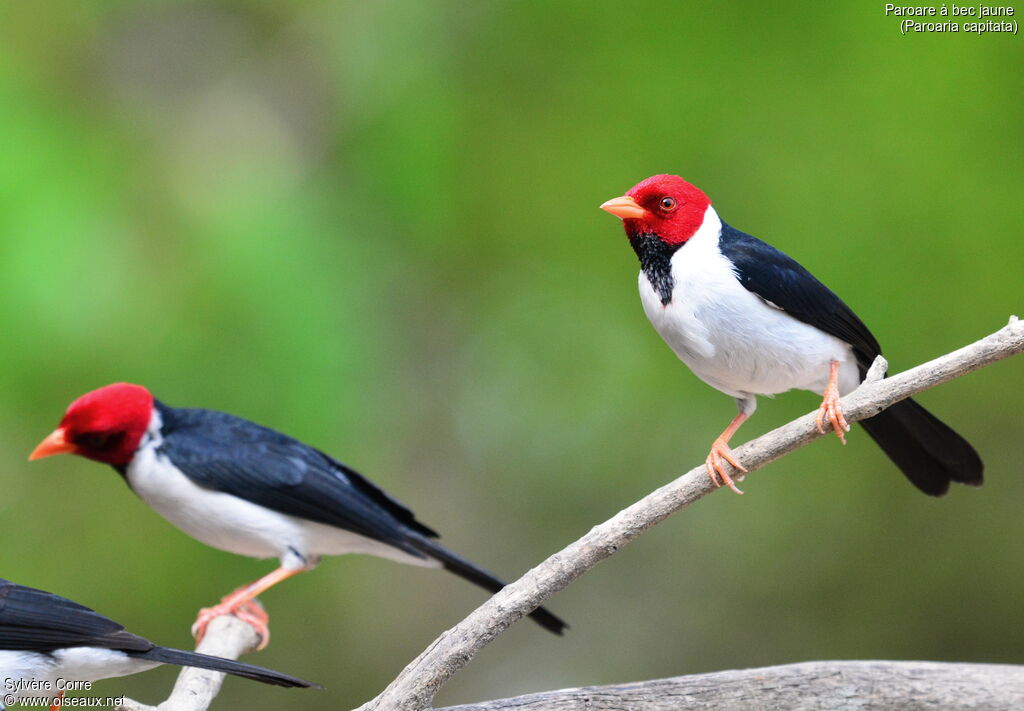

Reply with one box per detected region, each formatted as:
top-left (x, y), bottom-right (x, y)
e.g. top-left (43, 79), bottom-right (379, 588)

top-left (410, 537), bottom-right (568, 635)
top-left (860, 397), bottom-right (983, 496)
top-left (130, 646), bottom-right (317, 688)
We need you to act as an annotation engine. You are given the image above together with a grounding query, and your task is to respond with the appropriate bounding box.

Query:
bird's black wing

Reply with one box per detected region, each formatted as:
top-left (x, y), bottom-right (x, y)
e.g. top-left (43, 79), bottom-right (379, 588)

top-left (154, 404), bottom-right (438, 559)
top-left (0, 580), bottom-right (151, 652)
top-left (717, 222), bottom-right (882, 375)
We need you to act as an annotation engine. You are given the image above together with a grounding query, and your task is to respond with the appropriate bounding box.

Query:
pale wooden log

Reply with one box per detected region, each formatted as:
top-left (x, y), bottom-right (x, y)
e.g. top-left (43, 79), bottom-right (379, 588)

top-left (436, 661), bottom-right (1024, 711)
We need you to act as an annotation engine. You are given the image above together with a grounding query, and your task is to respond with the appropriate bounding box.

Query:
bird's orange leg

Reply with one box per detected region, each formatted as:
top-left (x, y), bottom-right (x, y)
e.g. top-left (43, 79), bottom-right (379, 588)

top-left (49, 690), bottom-right (65, 711)
top-left (816, 360), bottom-right (850, 445)
top-left (191, 567), bottom-right (306, 651)
top-left (706, 412), bottom-right (749, 495)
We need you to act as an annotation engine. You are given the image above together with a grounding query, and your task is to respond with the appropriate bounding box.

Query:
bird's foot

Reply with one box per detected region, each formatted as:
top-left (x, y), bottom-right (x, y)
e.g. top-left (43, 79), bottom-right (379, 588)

top-left (49, 690), bottom-right (65, 711)
top-left (816, 363), bottom-right (849, 444)
top-left (192, 594), bottom-right (271, 651)
top-left (191, 566), bottom-right (300, 650)
top-left (705, 438), bottom-right (746, 495)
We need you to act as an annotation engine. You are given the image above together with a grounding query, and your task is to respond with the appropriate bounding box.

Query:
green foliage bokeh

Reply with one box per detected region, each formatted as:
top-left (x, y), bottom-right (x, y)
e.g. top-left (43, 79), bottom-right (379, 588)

top-left (1, 2), bottom-right (1021, 708)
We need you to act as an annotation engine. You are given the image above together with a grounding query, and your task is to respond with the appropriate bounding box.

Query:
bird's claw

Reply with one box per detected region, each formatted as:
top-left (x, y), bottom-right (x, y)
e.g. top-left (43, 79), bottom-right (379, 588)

top-left (705, 439), bottom-right (746, 495)
top-left (233, 599), bottom-right (270, 650)
top-left (191, 604), bottom-right (228, 644)
top-left (816, 388), bottom-right (849, 445)
top-left (192, 597), bottom-right (270, 651)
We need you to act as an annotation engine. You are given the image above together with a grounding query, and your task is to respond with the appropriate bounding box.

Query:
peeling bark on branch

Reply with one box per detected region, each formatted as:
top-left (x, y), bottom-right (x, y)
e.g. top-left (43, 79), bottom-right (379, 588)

top-left (435, 661), bottom-right (1024, 711)
top-left (357, 317), bottom-right (1024, 711)
top-left (118, 614), bottom-right (263, 711)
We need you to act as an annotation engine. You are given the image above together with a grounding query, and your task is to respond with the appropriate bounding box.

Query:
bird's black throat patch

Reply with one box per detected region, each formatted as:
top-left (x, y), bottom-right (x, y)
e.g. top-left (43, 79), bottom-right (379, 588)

top-left (628, 230), bottom-right (681, 305)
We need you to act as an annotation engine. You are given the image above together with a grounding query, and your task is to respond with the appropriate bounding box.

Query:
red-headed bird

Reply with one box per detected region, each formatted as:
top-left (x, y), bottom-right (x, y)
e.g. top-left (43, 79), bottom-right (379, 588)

top-left (30, 385), bottom-right (566, 644)
top-left (0, 577), bottom-right (313, 711)
top-left (601, 174), bottom-right (982, 495)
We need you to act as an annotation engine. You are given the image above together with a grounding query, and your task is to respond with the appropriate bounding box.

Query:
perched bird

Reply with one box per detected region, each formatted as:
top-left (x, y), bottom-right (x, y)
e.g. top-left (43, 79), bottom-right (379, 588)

top-left (0, 578), bottom-right (313, 710)
top-left (600, 174), bottom-right (983, 496)
top-left (30, 384), bottom-right (566, 645)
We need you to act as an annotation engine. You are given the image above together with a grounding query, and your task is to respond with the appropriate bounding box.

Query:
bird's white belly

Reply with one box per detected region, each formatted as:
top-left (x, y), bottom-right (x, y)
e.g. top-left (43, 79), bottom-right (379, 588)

top-left (0, 651), bottom-right (55, 701)
top-left (127, 446), bottom-right (297, 561)
top-left (50, 648), bottom-right (157, 683)
top-left (0, 649), bottom-right (155, 702)
top-left (639, 223), bottom-right (859, 400)
top-left (126, 430), bottom-right (432, 569)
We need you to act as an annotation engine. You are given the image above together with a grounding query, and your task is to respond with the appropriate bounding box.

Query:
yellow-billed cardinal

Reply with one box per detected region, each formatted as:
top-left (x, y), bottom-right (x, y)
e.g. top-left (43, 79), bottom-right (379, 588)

top-left (601, 174), bottom-right (983, 496)
top-left (30, 385), bottom-right (566, 645)
top-left (0, 578), bottom-right (313, 710)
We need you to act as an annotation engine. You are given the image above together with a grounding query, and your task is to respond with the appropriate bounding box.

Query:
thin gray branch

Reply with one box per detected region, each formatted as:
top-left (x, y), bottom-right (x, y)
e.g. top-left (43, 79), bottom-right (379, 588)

top-left (357, 316), bottom-right (1024, 711)
top-left (118, 614), bottom-right (263, 711)
top-left (435, 661), bottom-right (1024, 711)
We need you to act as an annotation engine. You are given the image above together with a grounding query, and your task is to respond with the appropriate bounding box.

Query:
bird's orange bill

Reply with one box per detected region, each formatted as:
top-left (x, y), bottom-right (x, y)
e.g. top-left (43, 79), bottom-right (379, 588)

top-left (600, 195), bottom-right (649, 220)
top-left (29, 428), bottom-right (75, 460)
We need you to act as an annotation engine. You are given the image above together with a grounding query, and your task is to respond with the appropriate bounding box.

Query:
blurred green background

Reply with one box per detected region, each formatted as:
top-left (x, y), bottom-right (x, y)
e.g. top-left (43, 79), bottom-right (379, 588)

top-left (1, 1), bottom-right (1022, 709)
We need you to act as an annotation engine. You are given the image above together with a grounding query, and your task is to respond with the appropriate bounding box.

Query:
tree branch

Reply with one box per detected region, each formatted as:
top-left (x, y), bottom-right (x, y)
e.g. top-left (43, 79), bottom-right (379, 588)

top-left (356, 316), bottom-right (1024, 711)
top-left (434, 661), bottom-right (1024, 710)
top-left (118, 614), bottom-right (263, 711)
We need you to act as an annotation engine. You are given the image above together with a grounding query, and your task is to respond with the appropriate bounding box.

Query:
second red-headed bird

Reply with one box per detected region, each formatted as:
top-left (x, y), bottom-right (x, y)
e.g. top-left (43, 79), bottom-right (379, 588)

top-left (601, 174), bottom-right (982, 496)
top-left (30, 384), bottom-right (566, 643)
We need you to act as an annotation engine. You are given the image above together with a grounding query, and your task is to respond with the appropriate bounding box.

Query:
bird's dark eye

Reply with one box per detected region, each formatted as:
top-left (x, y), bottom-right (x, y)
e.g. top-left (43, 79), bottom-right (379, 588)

top-left (77, 432), bottom-right (120, 451)
top-left (659, 197), bottom-right (677, 211)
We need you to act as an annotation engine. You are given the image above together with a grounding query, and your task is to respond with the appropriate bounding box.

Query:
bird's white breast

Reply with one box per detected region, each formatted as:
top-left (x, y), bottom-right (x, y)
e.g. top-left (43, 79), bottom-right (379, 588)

top-left (125, 412), bottom-right (433, 569)
top-left (639, 206), bottom-right (858, 401)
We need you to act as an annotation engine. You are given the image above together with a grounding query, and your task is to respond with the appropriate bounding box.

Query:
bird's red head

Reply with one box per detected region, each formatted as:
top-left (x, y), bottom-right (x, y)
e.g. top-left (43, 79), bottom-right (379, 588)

top-left (600, 174), bottom-right (712, 246)
top-left (30, 383), bottom-right (154, 467)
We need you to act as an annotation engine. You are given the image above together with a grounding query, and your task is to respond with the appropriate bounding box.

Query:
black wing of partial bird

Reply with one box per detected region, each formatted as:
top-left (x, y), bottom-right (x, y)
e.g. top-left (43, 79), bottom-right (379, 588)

top-left (153, 402), bottom-right (439, 560)
top-left (0, 579), bottom-right (150, 653)
top-left (717, 222), bottom-right (882, 376)
top-left (152, 404), bottom-right (568, 635)
top-left (0, 579), bottom-right (315, 688)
